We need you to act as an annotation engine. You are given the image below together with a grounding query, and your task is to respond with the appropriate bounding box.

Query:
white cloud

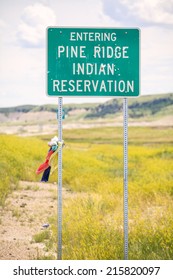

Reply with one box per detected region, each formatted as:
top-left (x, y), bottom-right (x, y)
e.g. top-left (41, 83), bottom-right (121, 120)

top-left (17, 3), bottom-right (57, 48)
top-left (130, 0), bottom-right (173, 26)
top-left (0, 18), bottom-right (6, 28)
top-left (102, 0), bottom-right (173, 27)
top-left (1, 0), bottom-right (173, 108)
top-left (101, 0), bottom-right (173, 95)
top-left (141, 27), bottom-right (173, 94)
top-left (55, 0), bottom-right (117, 27)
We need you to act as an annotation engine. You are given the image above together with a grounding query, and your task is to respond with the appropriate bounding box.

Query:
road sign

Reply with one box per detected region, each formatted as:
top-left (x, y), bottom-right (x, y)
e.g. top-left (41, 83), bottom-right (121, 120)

top-left (47, 27), bottom-right (140, 97)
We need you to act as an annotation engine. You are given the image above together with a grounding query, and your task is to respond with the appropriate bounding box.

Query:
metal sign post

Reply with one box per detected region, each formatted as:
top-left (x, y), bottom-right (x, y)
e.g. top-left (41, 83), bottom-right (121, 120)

top-left (58, 97), bottom-right (63, 260)
top-left (123, 98), bottom-right (128, 260)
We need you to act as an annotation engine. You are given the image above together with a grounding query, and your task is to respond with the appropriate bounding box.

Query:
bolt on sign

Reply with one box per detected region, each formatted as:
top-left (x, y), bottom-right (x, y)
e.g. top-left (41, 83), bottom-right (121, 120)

top-left (47, 28), bottom-right (140, 97)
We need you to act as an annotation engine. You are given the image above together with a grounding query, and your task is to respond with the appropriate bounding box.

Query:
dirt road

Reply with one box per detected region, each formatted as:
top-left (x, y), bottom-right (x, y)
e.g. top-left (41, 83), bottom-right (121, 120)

top-left (0, 181), bottom-right (60, 260)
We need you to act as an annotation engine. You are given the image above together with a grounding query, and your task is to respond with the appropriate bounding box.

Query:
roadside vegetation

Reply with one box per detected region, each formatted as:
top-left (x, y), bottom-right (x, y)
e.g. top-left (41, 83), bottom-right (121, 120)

top-left (0, 126), bottom-right (173, 259)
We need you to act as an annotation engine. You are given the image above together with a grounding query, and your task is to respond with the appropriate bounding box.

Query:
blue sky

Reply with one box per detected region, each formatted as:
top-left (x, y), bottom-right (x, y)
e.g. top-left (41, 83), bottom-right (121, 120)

top-left (0, 0), bottom-right (173, 107)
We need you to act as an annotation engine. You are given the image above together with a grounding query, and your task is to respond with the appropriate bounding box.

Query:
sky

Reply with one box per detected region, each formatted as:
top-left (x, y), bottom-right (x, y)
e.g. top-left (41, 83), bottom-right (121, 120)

top-left (0, 0), bottom-right (173, 107)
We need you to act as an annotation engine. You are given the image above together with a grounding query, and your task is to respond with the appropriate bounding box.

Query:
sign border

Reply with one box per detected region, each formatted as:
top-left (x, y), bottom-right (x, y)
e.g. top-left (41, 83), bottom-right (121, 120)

top-left (46, 26), bottom-right (140, 98)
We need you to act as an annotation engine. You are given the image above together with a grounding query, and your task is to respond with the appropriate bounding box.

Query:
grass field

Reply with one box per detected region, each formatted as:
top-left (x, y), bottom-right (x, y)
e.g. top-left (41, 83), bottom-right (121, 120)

top-left (0, 126), bottom-right (173, 259)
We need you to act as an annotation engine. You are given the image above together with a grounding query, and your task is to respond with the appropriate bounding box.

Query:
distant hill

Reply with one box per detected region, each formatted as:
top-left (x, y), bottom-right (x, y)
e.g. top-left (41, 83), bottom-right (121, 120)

top-left (0, 93), bottom-right (172, 123)
top-left (0, 105), bottom-right (36, 114)
top-left (85, 93), bottom-right (173, 119)
top-left (0, 103), bottom-right (98, 115)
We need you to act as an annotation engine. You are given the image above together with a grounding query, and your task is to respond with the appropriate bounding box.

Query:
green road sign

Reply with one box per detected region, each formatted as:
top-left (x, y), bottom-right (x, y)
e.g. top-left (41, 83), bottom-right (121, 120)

top-left (47, 27), bottom-right (140, 97)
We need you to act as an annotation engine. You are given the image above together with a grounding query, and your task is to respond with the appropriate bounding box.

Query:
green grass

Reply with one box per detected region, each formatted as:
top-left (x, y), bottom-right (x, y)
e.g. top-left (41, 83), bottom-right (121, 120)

top-left (33, 230), bottom-right (51, 243)
top-left (0, 126), bottom-right (173, 259)
top-left (40, 126), bottom-right (173, 145)
top-left (0, 135), bottom-right (45, 205)
top-left (38, 126), bottom-right (173, 259)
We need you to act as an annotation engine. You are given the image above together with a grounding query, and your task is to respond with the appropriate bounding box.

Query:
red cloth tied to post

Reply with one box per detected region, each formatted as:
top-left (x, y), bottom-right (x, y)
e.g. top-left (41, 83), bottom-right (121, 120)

top-left (36, 149), bottom-right (54, 175)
